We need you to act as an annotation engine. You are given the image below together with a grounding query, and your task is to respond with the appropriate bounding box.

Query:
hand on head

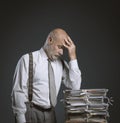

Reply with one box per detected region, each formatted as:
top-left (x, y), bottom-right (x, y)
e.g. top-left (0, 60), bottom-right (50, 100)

top-left (63, 36), bottom-right (76, 60)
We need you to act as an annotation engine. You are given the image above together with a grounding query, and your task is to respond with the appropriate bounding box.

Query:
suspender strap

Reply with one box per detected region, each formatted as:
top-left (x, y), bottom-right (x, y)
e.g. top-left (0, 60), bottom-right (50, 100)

top-left (28, 52), bottom-right (33, 102)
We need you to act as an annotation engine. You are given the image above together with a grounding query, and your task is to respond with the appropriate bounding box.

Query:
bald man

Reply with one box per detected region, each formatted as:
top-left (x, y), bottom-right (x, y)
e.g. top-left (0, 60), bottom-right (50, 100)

top-left (11, 28), bottom-right (82, 123)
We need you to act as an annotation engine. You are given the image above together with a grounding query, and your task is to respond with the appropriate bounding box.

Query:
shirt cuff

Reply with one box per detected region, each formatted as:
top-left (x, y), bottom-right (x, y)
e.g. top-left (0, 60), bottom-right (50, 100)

top-left (69, 59), bottom-right (79, 69)
top-left (16, 114), bottom-right (26, 123)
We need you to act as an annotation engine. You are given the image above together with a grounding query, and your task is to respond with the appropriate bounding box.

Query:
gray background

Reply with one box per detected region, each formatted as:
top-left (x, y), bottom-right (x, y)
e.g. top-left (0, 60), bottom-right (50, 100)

top-left (0, 0), bottom-right (119, 123)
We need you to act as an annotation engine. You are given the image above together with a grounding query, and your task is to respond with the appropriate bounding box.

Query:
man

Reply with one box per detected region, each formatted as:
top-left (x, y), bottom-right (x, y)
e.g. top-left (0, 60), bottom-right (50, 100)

top-left (11, 28), bottom-right (82, 123)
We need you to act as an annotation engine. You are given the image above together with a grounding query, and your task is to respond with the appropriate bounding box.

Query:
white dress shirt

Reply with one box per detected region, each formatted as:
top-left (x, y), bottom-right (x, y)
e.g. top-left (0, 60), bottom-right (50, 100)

top-left (11, 48), bottom-right (82, 123)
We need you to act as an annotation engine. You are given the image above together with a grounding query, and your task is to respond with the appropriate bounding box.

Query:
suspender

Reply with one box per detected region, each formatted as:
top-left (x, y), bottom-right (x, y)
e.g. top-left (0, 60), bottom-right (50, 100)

top-left (28, 52), bottom-right (33, 102)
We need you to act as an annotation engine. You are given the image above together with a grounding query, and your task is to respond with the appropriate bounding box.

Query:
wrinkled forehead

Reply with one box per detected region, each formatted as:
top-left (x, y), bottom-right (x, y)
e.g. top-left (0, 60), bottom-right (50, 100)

top-left (54, 36), bottom-right (65, 46)
top-left (55, 33), bottom-right (68, 44)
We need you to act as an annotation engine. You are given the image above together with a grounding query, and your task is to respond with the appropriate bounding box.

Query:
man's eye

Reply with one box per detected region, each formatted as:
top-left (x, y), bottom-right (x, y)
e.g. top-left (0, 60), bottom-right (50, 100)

top-left (58, 46), bottom-right (62, 49)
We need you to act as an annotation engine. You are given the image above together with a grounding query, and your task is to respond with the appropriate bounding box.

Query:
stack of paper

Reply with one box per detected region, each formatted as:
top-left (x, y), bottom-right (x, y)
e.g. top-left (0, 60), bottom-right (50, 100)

top-left (63, 89), bottom-right (111, 123)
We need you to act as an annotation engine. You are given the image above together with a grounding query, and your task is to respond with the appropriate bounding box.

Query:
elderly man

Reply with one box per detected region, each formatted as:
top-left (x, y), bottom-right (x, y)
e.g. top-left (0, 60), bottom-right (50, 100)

top-left (11, 28), bottom-right (82, 123)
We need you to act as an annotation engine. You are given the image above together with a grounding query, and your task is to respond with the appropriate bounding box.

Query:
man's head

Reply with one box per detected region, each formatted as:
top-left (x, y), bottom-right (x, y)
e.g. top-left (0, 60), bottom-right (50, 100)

top-left (43, 28), bottom-right (68, 60)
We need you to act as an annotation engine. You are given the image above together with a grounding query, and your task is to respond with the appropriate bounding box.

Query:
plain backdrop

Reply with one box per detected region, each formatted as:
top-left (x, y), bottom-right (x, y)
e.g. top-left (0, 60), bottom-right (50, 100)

top-left (0, 1), bottom-right (120, 123)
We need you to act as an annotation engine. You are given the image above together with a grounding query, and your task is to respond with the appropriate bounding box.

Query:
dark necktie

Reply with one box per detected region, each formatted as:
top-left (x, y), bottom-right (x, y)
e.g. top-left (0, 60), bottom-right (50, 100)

top-left (48, 60), bottom-right (57, 107)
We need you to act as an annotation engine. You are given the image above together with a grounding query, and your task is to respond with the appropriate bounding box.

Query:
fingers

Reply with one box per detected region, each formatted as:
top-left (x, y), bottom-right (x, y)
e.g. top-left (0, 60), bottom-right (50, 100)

top-left (63, 36), bottom-right (74, 48)
top-left (68, 36), bottom-right (73, 44)
top-left (63, 40), bottom-right (69, 49)
top-left (64, 39), bottom-right (71, 46)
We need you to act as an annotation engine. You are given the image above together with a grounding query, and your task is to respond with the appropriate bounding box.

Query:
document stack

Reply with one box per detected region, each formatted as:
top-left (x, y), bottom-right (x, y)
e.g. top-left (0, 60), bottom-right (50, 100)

top-left (63, 89), bottom-right (112, 123)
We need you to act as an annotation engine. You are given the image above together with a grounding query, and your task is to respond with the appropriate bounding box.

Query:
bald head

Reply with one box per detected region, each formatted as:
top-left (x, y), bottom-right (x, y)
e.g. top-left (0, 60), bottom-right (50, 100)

top-left (44, 28), bottom-right (68, 46)
top-left (48, 28), bottom-right (68, 41)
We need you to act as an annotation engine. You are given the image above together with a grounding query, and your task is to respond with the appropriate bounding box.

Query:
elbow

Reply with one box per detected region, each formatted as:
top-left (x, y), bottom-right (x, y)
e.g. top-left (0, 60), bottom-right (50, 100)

top-left (70, 75), bottom-right (82, 90)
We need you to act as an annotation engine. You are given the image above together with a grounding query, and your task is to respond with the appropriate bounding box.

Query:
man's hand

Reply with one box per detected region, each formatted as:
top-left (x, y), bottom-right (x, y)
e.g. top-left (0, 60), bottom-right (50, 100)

top-left (63, 36), bottom-right (77, 60)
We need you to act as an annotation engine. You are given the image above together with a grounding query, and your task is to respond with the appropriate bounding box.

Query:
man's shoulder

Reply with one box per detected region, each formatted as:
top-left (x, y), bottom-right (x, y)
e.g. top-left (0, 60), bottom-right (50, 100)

top-left (19, 49), bottom-right (40, 62)
top-left (23, 49), bottom-right (40, 57)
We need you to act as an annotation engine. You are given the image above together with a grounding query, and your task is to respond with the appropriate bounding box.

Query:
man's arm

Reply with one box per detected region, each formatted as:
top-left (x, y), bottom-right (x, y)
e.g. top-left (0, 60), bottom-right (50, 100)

top-left (11, 55), bottom-right (28, 123)
top-left (62, 36), bottom-right (82, 90)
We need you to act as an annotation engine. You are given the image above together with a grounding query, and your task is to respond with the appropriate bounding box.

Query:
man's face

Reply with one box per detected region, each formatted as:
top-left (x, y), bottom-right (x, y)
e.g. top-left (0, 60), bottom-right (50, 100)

top-left (48, 39), bottom-right (64, 60)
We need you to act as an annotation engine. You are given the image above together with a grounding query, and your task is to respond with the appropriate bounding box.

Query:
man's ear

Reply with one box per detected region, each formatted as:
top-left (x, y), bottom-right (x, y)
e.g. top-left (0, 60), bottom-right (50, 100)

top-left (48, 36), bottom-right (53, 44)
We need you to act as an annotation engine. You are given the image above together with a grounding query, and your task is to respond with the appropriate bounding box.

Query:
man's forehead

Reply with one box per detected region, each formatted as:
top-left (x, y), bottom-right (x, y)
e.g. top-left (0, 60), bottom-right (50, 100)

top-left (58, 34), bottom-right (68, 42)
top-left (55, 39), bottom-right (65, 45)
top-left (53, 30), bottom-right (68, 45)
